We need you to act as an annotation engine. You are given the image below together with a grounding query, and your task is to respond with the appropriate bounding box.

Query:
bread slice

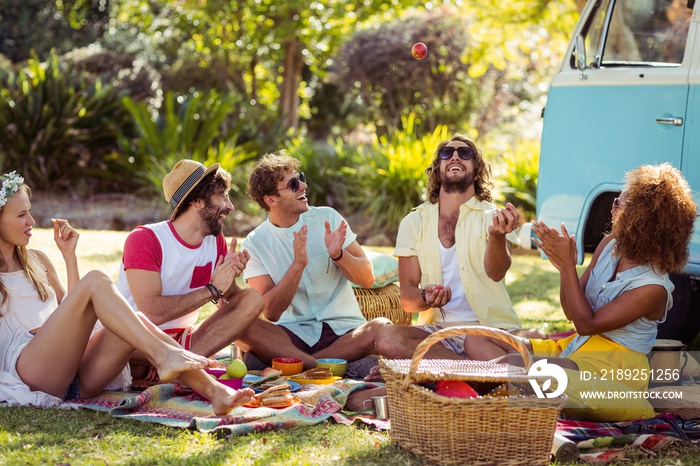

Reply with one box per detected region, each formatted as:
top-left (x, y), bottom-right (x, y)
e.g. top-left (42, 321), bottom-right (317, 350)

top-left (255, 383), bottom-right (294, 408)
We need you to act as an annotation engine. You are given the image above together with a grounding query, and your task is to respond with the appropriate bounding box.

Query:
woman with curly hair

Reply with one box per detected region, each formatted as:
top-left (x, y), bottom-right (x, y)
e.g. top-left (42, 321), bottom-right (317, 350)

top-left (465, 163), bottom-right (697, 392)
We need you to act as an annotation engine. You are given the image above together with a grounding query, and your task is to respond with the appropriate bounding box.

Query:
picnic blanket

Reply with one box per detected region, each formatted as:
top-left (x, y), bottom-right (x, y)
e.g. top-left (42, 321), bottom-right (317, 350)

top-left (556, 413), bottom-right (700, 463)
top-left (70, 380), bottom-right (381, 436)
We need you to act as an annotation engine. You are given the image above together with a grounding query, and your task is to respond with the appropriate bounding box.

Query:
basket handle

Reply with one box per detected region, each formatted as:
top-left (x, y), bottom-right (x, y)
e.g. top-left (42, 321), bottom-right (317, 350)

top-left (404, 325), bottom-right (533, 387)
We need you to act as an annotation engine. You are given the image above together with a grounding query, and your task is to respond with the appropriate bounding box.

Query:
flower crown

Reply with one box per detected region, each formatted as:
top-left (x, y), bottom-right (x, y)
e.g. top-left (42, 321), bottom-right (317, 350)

top-left (0, 171), bottom-right (25, 209)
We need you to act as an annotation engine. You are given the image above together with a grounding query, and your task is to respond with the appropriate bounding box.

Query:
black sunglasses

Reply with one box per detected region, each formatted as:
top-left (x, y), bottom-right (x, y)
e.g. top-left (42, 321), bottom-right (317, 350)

top-left (438, 146), bottom-right (475, 161)
top-left (278, 172), bottom-right (306, 193)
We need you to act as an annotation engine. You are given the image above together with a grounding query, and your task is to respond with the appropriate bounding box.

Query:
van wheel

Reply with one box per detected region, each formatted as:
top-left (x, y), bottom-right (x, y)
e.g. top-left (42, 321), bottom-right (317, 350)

top-left (656, 275), bottom-right (700, 344)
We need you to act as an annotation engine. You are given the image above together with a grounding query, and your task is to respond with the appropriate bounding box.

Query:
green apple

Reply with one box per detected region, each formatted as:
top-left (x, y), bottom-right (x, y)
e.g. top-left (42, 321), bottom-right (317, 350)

top-left (218, 374), bottom-right (231, 380)
top-left (226, 359), bottom-right (248, 379)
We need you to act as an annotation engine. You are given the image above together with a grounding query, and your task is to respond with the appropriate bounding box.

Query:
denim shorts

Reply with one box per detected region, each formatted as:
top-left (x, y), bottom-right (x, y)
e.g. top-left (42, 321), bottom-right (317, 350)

top-left (63, 373), bottom-right (80, 400)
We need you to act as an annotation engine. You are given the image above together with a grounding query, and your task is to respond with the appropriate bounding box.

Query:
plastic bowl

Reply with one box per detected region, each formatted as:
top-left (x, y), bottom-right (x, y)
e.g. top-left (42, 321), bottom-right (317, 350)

top-left (192, 371), bottom-right (243, 401)
top-left (271, 357), bottom-right (304, 376)
top-left (316, 358), bottom-right (347, 377)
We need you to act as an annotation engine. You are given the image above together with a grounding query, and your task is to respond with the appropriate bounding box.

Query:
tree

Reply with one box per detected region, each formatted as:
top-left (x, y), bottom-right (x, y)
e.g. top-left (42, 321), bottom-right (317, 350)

top-left (0, 0), bottom-right (109, 63)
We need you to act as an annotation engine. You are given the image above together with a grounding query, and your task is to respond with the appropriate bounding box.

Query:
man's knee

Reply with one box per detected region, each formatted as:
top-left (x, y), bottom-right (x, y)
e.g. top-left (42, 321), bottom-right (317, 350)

top-left (236, 288), bottom-right (264, 313)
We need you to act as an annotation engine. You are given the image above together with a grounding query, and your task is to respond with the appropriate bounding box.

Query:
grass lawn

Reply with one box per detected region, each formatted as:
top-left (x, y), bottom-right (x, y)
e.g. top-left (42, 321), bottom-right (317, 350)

top-left (1, 229), bottom-right (698, 465)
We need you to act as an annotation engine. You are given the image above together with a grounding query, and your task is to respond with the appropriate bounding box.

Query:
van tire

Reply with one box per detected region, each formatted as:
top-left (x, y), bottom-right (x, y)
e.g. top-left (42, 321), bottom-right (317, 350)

top-left (656, 275), bottom-right (700, 344)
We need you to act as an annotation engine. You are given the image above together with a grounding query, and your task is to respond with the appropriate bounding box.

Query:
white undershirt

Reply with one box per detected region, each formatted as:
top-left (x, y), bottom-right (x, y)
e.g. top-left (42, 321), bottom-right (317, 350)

top-left (438, 242), bottom-right (477, 323)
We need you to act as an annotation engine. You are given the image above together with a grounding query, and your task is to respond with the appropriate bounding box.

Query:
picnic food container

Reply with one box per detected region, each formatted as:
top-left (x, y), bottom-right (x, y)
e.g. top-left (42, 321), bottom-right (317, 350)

top-left (271, 357), bottom-right (304, 376)
top-left (192, 368), bottom-right (243, 401)
top-left (380, 326), bottom-right (566, 465)
top-left (315, 358), bottom-right (347, 377)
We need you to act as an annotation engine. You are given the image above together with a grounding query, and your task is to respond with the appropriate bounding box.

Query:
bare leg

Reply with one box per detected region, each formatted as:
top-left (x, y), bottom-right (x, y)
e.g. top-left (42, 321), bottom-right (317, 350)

top-left (235, 319), bottom-right (318, 369)
top-left (176, 370), bottom-right (255, 415)
top-left (17, 270), bottom-right (216, 398)
top-left (189, 289), bottom-right (264, 357)
top-left (374, 325), bottom-right (464, 360)
top-left (463, 335), bottom-right (530, 361)
top-left (312, 318), bottom-right (391, 361)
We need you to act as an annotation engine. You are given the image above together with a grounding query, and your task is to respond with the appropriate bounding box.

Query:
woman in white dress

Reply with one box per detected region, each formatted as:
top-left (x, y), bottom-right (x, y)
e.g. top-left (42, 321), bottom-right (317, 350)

top-left (0, 172), bottom-right (254, 414)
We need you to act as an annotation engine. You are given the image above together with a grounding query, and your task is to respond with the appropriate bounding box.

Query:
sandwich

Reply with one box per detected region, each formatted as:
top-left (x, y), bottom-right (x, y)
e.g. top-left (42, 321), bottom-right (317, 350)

top-left (254, 383), bottom-right (294, 408)
top-left (298, 367), bottom-right (333, 380)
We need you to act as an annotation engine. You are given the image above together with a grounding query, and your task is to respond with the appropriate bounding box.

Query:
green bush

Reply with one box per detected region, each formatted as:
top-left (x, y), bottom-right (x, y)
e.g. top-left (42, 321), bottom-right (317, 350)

top-left (120, 90), bottom-right (257, 197)
top-left (495, 138), bottom-right (539, 220)
top-left (0, 50), bottom-right (133, 193)
top-left (286, 136), bottom-right (363, 212)
top-left (359, 114), bottom-right (451, 239)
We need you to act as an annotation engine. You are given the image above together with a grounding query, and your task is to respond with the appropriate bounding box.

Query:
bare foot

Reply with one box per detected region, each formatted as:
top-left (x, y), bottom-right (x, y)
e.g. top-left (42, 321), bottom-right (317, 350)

top-left (345, 386), bottom-right (387, 411)
top-left (156, 348), bottom-right (218, 382)
top-left (363, 365), bottom-right (384, 383)
top-left (210, 386), bottom-right (256, 416)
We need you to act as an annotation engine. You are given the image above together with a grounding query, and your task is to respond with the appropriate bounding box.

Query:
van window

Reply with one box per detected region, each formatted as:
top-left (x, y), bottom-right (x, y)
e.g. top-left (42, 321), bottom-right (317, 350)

top-left (582, 0), bottom-right (693, 67)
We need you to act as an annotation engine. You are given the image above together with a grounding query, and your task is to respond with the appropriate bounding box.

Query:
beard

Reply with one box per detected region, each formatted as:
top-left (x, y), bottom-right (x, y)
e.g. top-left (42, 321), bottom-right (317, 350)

top-left (441, 170), bottom-right (474, 194)
top-left (199, 199), bottom-right (227, 236)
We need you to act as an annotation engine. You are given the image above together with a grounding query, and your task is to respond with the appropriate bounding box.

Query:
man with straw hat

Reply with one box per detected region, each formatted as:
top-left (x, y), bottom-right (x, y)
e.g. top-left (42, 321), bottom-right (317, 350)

top-left (117, 160), bottom-right (264, 383)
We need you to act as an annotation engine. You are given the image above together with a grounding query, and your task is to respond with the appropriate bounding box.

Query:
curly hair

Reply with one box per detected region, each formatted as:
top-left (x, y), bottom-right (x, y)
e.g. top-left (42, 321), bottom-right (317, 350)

top-left (612, 163), bottom-right (697, 274)
top-left (172, 168), bottom-right (232, 221)
top-left (0, 184), bottom-right (51, 310)
top-left (425, 134), bottom-right (493, 204)
top-left (248, 151), bottom-right (302, 211)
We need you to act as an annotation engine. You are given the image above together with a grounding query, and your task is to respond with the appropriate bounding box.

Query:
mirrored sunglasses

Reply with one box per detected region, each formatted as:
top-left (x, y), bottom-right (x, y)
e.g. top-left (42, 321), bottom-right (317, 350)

top-left (279, 172), bottom-right (306, 193)
top-left (438, 146), bottom-right (475, 161)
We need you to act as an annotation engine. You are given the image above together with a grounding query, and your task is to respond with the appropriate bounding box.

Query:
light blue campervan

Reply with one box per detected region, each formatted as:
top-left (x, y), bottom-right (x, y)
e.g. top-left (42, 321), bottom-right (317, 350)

top-left (531, 0), bottom-right (700, 340)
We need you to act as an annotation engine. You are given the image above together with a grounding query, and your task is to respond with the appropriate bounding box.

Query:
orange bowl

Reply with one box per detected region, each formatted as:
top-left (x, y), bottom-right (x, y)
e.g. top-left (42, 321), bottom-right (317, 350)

top-left (271, 357), bottom-right (304, 376)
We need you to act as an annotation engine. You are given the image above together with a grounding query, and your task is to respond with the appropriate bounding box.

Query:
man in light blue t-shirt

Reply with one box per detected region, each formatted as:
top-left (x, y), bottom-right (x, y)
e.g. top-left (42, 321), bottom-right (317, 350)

top-left (237, 151), bottom-right (390, 374)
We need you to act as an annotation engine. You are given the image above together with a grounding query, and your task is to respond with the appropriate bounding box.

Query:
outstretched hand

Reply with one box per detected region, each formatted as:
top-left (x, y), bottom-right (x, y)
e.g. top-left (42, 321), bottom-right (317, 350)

top-left (488, 202), bottom-right (519, 237)
top-left (52, 218), bottom-right (79, 255)
top-left (531, 220), bottom-right (577, 271)
top-left (324, 220), bottom-right (347, 260)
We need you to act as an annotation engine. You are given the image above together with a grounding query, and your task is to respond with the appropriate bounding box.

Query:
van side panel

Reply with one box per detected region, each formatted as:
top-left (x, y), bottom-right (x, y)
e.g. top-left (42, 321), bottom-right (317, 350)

top-left (681, 13), bottom-right (700, 277)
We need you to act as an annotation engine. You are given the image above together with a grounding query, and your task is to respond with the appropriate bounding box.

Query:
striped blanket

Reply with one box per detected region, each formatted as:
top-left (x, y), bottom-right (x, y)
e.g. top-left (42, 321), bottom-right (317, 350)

top-left (70, 380), bottom-right (379, 436)
top-left (557, 413), bottom-right (700, 463)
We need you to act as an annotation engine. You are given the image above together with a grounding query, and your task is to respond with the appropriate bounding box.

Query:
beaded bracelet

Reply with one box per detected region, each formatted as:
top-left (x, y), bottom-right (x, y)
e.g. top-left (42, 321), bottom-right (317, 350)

top-left (206, 283), bottom-right (222, 304)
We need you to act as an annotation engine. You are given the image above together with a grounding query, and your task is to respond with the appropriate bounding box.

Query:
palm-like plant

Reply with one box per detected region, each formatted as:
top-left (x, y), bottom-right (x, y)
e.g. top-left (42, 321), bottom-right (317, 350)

top-left (0, 51), bottom-right (132, 192)
top-left (359, 114), bottom-right (451, 239)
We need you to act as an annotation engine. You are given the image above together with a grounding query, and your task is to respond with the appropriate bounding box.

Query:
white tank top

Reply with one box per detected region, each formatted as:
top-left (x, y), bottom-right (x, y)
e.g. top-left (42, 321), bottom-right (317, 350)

top-left (439, 242), bottom-right (477, 323)
top-left (0, 262), bottom-right (57, 332)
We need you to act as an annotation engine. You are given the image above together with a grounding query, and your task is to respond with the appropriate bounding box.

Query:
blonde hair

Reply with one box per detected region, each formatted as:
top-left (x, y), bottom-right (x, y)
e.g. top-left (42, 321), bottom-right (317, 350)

top-left (0, 184), bottom-right (51, 309)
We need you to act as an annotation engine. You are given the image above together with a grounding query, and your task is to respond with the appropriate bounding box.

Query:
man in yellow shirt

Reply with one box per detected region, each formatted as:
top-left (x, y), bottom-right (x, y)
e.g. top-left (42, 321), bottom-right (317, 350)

top-left (373, 134), bottom-right (534, 360)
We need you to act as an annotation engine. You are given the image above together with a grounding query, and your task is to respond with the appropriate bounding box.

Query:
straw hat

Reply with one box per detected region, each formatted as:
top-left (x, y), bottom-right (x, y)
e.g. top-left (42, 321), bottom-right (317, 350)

top-left (163, 160), bottom-right (220, 220)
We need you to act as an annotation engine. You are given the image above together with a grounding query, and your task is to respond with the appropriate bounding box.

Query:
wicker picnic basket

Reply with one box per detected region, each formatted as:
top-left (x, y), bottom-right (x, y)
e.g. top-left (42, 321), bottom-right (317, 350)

top-left (380, 326), bottom-right (566, 465)
top-left (353, 283), bottom-right (411, 325)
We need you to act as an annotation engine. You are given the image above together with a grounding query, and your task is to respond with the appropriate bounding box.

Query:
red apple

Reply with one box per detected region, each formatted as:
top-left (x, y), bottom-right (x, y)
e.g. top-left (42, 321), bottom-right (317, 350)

top-left (411, 42), bottom-right (428, 60)
top-left (435, 380), bottom-right (479, 398)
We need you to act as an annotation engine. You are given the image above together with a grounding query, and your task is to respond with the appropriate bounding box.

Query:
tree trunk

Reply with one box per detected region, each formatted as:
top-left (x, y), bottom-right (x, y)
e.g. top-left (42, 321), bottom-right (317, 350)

top-left (279, 38), bottom-right (304, 130)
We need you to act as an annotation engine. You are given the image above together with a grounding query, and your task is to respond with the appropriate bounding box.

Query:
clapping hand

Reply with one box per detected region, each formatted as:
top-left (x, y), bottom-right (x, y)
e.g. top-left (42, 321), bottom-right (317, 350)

top-left (226, 237), bottom-right (250, 279)
top-left (488, 202), bottom-right (519, 237)
top-left (293, 225), bottom-right (308, 268)
top-left (324, 220), bottom-right (346, 260)
top-left (531, 220), bottom-right (577, 271)
top-left (52, 218), bottom-right (79, 256)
